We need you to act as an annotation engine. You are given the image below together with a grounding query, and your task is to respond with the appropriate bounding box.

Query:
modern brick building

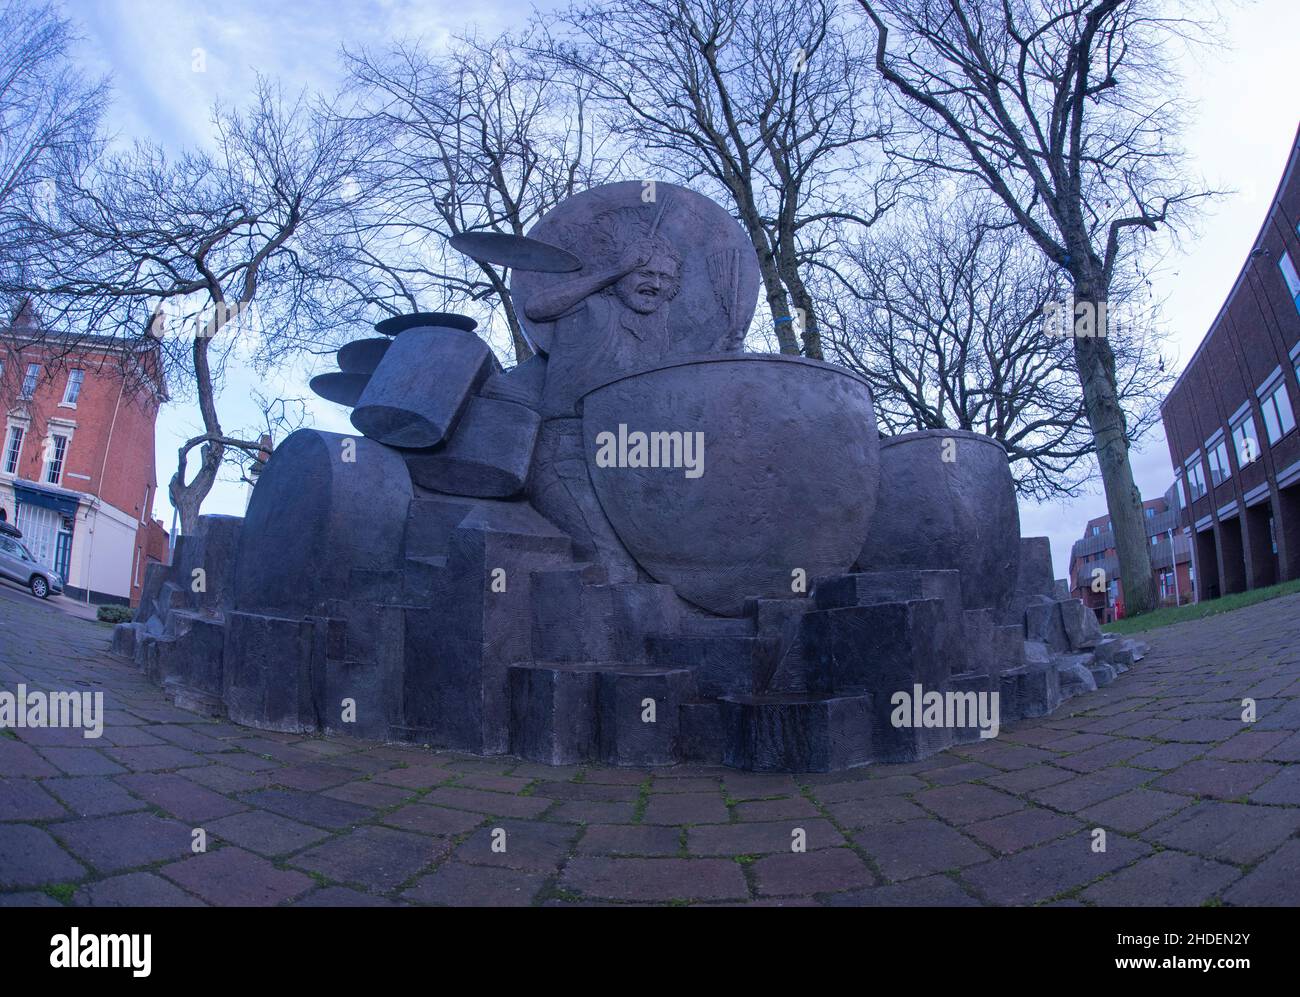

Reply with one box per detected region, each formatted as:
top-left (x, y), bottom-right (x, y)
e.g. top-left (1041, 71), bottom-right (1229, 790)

top-left (1161, 124), bottom-right (1300, 601)
top-left (0, 308), bottom-right (169, 605)
top-left (1068, 485), bottom-right (1194, 622)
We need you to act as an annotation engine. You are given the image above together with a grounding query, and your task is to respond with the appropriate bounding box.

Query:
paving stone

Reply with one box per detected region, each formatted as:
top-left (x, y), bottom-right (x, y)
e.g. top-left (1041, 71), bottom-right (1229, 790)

top-left (454, 773), bottom-right (534, 794)
top-left (182, 764), bottom-right (273, 794)
top-left (403, 862), bottom-right (547, 906)
top-left (732, 796), bottom-right (820, 822)
top-left (206, 810), bottom-right (331, 856)
top-left (650, 777), bottom-right (723, 794)
top-left (1141, 801), bottom-right (1299, 866)
top-left (0, 890), bottom-right (62, 906)
top-left (547, 800), bottom-right (638, 825)
top-left (531, 781), bottom-right (639, 802)
top-left (960, 832), bottom-right (1151, 905)
top-left (114, 773), bottom-right (247, 823)
top-left (380, 803), bottom-right (485, 836)
top-left (1249, 766), bottom-right (1300, 805)
top-left (1206, 730), bottom-right (1291, 760)
top-left (812, 775), bottom-right (926, 802)
top-left (1127, 742), bottom-right (1206, 770)
top-left (1158, 718), bottom-right (1249, 743)
top-left (579, 824), bottom-right (683, 857)
top-left (0, 824), bottom-right (87, 888)
top-left (370, 764), bottom-right (457, 790)
top-left (272, 763), bottom-right (358, 792)
top-left (293, 886), bottom-right (402, 907)
top-left (239, 789), bottom-right (376, 829)
top-left (73, 872), bottom-right (206, 907)
top-left (916, 761), bottom-right (1001, 786)
top-left (147, 724), bottom-right (230, 752)
top-left (688, 818), bottom-right (844, 856)
top-left (103, 745), bottom-right (209, 772)
top-left (453, 820), bottom-right (577, 872)
top-left (822, 795), bottom-right (928, 829)
top-left (1080, 851), bottom-right (1240, 906)
top-left (753, 847), bottom-right (874, 896)
top-left (854, 820), bottom-right (990, 881)
top-left (43, 776), bottom-right (145, 817)
top-left (290, 827), bottom-right (443, 890)
top-left (560, 856), bottom-right (748, 902)
top-left (1027, 766), bottom-right (1151, 810)
top-left (822, 875), bottom-right (982, 907)
top-left (49, 812), bottom-right (191, 874)
top-left (0, 738), bottom-right (59, 779)
top-left (1262, 731), bottom-right (1300, 762)
top-left (964, 808), bottom-right (1083, 855)
top-left (982, 765), bottom-right (1075, 794)
top-left (163, 847), bottom-right (314, 905)
top-left (720, 773), bottom-right (803, 799)
top-left (1054, 738), bottom-right (1150, 773)
top-left (0, 779), bottom-right (67, 821)
top-left (1077, 788), bottom-right (1193, 833)
top-left (323, 780), bottom-right (414, 809)
top-left (1154, 760), bottom-right (1280, 800)
top-left (643, 792), bottom-right (730, 825)
top-left (1222, 840), bottom-right (1300, 906)
top-left (422, 786), bottom-right (552, 819)
top-left (37, 747), bottom-right (128, 776)
top-left (914, 784), bottom-right (1024, 824)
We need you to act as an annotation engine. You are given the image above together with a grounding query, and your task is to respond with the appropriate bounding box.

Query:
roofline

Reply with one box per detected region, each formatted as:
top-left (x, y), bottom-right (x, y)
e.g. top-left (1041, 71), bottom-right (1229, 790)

top-left (1161, 120), bottom-right (1300, 410)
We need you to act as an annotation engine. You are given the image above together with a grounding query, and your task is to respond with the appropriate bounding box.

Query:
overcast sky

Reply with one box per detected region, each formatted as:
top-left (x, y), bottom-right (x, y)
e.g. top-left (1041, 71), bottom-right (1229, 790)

top-left (67, 0), bottom-right (1300, 579)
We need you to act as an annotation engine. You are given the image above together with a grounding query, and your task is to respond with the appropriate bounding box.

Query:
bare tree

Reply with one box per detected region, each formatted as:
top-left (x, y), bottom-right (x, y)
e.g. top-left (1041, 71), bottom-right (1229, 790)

top-left (856, 0), bottom-right (1216, 614)
top-left (0, 0), bottom-right (108, 309)
top-left (18, 78), bottom-right (372, 534)
top-left (827, 197), bottom-right (1169, 498)
top-left (544, 0), bottom-right (896, 358)
top-left (339, 29), bottom-right (621, 363)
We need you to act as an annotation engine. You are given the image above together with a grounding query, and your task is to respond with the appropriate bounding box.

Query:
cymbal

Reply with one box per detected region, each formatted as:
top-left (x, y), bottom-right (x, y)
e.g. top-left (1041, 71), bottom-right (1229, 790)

top-left (374, 312), bottom-right (478, 336)
top-left (450, 231), bottom-right (582, 273)
top-left (309, 371), bottom-right (370, 407)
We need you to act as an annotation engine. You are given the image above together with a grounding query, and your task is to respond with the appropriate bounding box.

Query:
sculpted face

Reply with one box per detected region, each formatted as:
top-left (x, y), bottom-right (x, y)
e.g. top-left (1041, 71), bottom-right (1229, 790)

top-left (615, 252), bottom-right (680, 314)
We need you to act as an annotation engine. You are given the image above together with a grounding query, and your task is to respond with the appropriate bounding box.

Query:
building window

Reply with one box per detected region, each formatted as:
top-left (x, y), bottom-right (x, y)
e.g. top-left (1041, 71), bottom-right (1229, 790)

top-left (1231, 412), bottom-right (1260, 465)
top-left (44, 434), bottom-right (67, 485)
top-left (1091, 525), bottom-right (1100, 536)
top-left (1186, 457), bottom-right (1207, 501)
top-left (3, 427), bottom-right (24, 474)
top-left (1260, 381), bottom-right (1296, 444)
top-left (61, 369), bottom-right (84, 405)
top-left (1145, 507), bottom-right (1155, 518)
top-left (1281, 250), bottom-right (1300, 315)
top-left (19, 364), bottom-right (40, 400)
top-left (1206, 438), bottom-right (1231, 486)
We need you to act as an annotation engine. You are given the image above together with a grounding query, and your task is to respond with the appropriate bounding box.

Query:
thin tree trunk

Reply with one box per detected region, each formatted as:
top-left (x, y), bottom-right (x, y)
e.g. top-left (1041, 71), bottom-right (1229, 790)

top-left (1073, 285), bottom-right (1156, 616)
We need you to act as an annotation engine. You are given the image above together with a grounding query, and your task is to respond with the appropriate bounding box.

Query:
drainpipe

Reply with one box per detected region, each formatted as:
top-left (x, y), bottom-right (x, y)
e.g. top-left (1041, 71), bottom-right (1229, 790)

top-left (1169, 528), bottom-right (1180, 606)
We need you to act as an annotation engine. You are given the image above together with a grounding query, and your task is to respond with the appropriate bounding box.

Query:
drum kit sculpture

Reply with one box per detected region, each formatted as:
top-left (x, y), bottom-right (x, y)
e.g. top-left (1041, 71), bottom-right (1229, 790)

top-left (115, 180), bottom-right (1140, 772)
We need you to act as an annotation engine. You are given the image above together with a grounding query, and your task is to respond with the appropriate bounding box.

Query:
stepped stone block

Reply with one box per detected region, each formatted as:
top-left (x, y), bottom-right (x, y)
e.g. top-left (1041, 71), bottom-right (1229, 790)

top-left (597, 667), bottom-right (695, 766)
top-left (1000, 661), bottom-right (1061, 721)
top-left (679, 701), bottom-right (726, 764)
top-left (720, 692), bottom-right (873, 772)
top-left (222, 612), bottom-right (324, 733)
top-left (947, 671), bottom-right (997, 744)
top-left (645, 634), bottom-right (771, 698)
top-left (508, 663), bottom-right (600, 765)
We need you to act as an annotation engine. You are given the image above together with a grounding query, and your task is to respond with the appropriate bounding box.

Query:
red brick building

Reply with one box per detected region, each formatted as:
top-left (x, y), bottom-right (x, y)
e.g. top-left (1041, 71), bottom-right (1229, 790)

top-left (1068, 486), bottom-right (1194, 622)
top-left (0, 308), bottom-right (169, 605)
top-left (1160, 125), bottom-right (1300, 601)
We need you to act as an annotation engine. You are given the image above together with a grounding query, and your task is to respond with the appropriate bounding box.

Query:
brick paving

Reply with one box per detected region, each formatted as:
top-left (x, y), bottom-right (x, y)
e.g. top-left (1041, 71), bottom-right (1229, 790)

top-left (1, 588), bottom-right (1299, 906)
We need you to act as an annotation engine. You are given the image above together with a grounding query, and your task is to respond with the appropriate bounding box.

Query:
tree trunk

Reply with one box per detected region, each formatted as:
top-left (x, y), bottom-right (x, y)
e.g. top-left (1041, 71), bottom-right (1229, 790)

top-left (1072, 285), bottom-right (1156, 616)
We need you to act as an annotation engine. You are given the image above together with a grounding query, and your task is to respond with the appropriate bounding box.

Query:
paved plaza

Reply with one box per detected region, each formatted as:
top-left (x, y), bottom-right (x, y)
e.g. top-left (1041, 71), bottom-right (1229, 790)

top-left (2, 587), bottom-right (1299, 906)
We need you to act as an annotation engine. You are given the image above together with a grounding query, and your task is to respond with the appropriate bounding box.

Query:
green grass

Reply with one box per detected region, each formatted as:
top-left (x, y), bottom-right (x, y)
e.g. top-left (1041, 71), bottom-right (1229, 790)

top-left (1103, 578), bottom-right (1300, 635)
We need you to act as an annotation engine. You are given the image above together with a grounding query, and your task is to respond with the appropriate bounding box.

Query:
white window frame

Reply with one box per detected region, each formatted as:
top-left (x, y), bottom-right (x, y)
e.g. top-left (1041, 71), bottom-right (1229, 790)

top-left (1231, 411), bottom-right (1260, 465)
top-left (3, 425), bottom-right (25, 476)
top-left (1260, 381), bottom-right (1296, 445)
top-left (19, 363), bottom-right (40, 400)
top-left (1185, 455), bottom-right (1207, 501)
top-left (1207, 438), bottom-right (1232, 486)
top-left (43, 433), bottom-right (68, 485)
top-left (61, 369), bottom-right (85, 407)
